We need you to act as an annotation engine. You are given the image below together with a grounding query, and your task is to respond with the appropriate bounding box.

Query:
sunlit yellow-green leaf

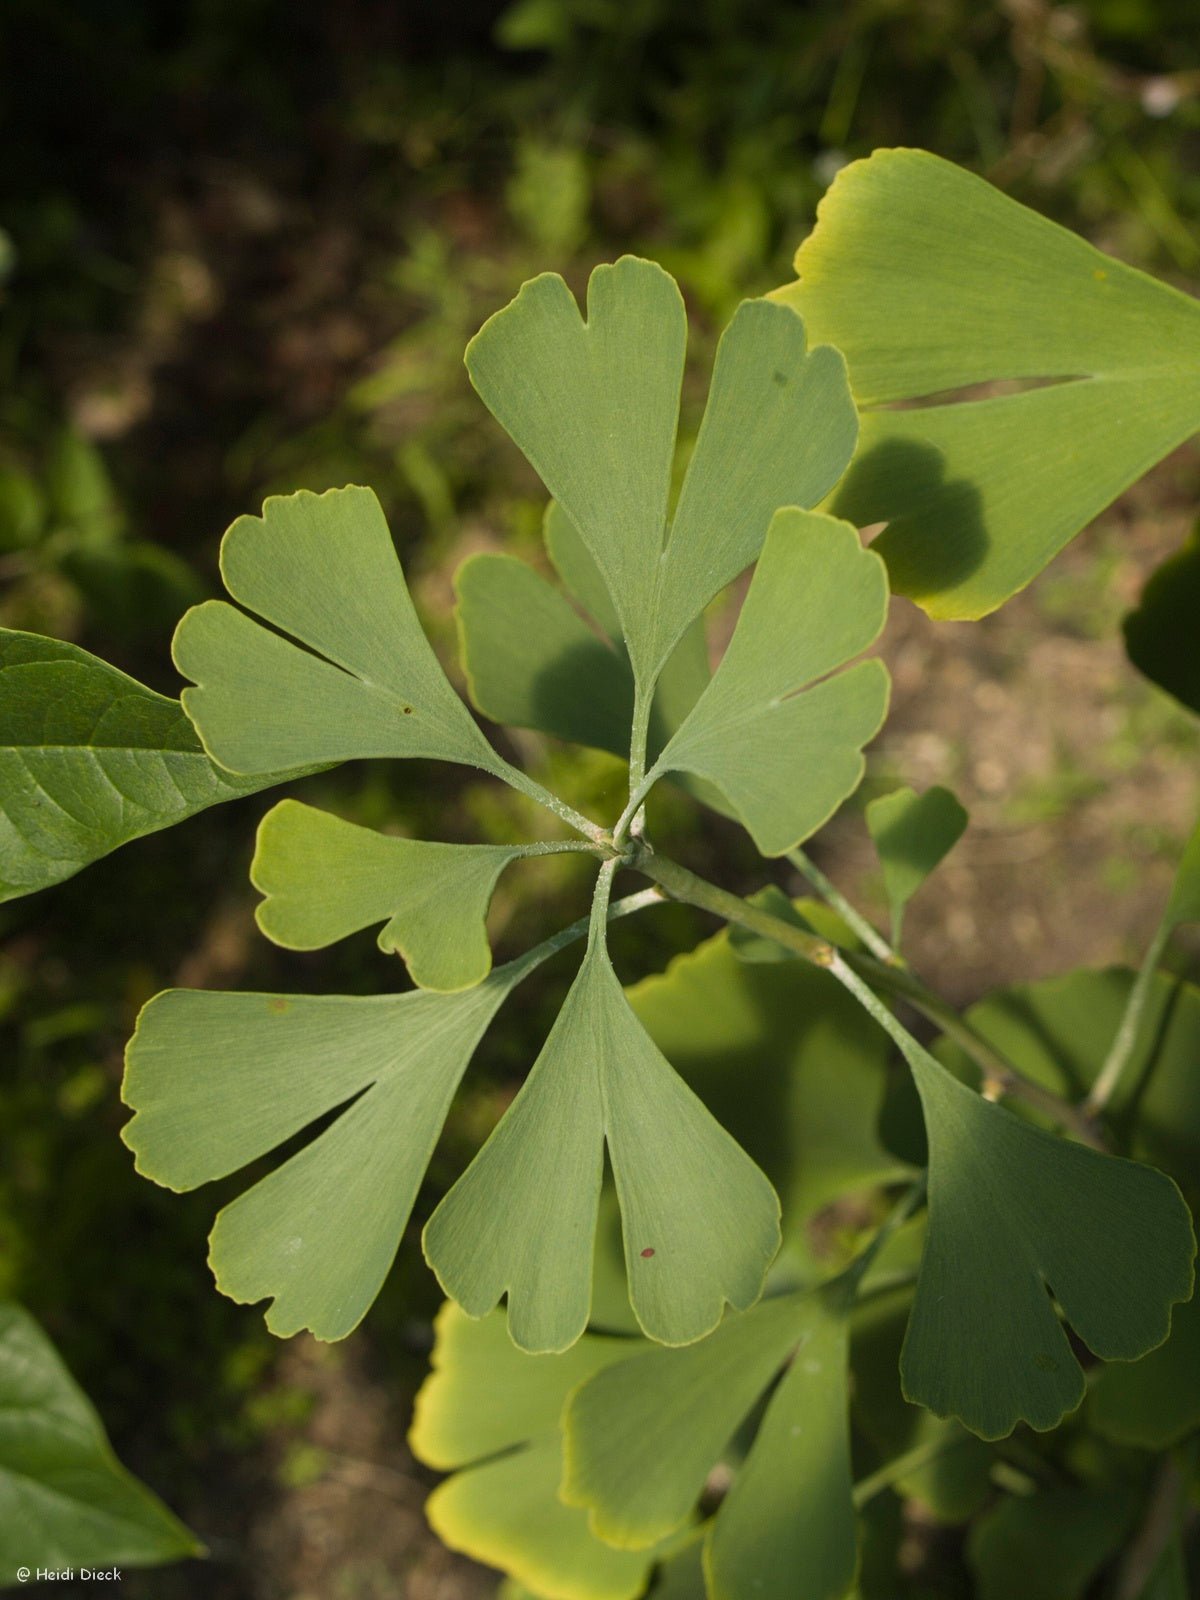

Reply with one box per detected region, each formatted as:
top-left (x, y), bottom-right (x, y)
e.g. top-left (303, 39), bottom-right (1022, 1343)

top-left (777, 149), bottom-right (1200, 618)
top-left (410, 1304), bottom-right (666, 1600)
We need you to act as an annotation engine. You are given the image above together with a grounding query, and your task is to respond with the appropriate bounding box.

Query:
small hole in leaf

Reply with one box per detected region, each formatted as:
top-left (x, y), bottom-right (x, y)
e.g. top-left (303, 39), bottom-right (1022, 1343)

top-left (403, 706), bottom-right (414, 715)
top-left (640, 1247), bottom-right (655, 1259)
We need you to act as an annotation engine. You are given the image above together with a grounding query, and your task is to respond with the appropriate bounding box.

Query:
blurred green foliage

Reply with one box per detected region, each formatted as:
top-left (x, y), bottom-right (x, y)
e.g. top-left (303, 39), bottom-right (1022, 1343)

top-left (0, 0), bottom-right (1197, 1592)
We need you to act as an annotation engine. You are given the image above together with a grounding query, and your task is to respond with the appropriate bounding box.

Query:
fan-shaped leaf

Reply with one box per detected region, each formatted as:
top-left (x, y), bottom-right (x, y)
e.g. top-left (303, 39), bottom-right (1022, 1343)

top-left (648, 509), bottom-right (889, 854)
top-left (626, 920), bottom-right (910, 1229)
top-left (410, 1304), bottom-right (666, 1600)
top-left (562, 1292), bottom-right (805, 1547)
top-left (777, 148), bottom-right (1200, 617)
top-left (562, 1289), bottom-right (857, 1600)
top-left (424, 881), bottom-right (781, 1352)
top-left (967, 1486), bottom-right (1137, 1600)
top-left (851, 1282), bottom-right (993, 1524)
top-left (0, 629), bottom-right (294, 902)
top-left (122, 969), bottom-right (530, 1340)
top-left (705, 1304), bottom-right (855, 1600)
top-left (455, 551), bottom-right (635, 753)
top-left (467, 259), bottom-right (856, 686)
top-left (173, 485), bottom-right (504, 777)
top-left (455, 504), bottom-right (714, 788)
top-left (1090, 1289), bottom-right (1200, 1449)
top-left (466, 258), bottom-right (686, 682)
top-left (0, 1303), bottom-right (198, 1571)
top-left (865, 784), bottom-right (967, 942)
top-left (935, 965), bottom-right (1200, 1185)
top-left (252, 798), bottom-right (581, 991)
top-left (900, 1046), bottom-right (1195, 1438)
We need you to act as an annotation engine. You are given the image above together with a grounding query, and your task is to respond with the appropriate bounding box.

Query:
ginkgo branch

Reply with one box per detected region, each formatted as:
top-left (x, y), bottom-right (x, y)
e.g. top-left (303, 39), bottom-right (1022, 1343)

top-left (629, 848), bottom-right (1106, 1148)
top-left (787, 846), bottom-right (898, 965)
top-left (1083, 919), bottom-right (1173, 1117)
top-left (851, 1432), bottom-right (980, 1511)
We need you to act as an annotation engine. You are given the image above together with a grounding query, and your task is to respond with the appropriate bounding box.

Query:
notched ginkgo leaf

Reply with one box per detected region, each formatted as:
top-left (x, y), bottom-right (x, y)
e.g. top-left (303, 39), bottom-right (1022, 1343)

top-left (1089, 1289), bottom-right (1200, 1449)
top-left (646, 508), bottom-right (889, 855)
top-left (626, 917), bottom-right (911, 1231)
top-left (777, 148), bottom-right (1200, 619)
top-left (252, 798), bottom-right (582, 991)
top-left (173, 484), bottom-right (505, 778)
top-left (122, 967), bottom-right (536, 1341)
top-left (561, 1289), bottom-right (857, 1600)
top-left (466, 257), bottom-right (857, 689)
top-left (423, 874), bottom-right (781, 1353)
top-left (0, 628), bottom-right (300, 902)
top-left (901, 1047), bottom-right (1196, 1440)
top-left (455, 502), bottom-right (715, 791)
top-left (865, 783), bottom-right (967, 943)
top-left (410, 1304), bottom-right (672, 1600)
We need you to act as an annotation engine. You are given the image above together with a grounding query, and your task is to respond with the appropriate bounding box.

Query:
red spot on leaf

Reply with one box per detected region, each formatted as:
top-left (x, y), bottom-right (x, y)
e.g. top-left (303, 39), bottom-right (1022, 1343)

top-left (640, 1247), bottom-right (655, 1259)
top-left (267, 998), bottom-right (289, 1014)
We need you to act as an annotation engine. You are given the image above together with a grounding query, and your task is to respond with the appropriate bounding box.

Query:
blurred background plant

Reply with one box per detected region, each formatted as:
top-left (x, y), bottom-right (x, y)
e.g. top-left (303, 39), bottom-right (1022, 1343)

top-left (1, 1), bottom-right (1197, 1595)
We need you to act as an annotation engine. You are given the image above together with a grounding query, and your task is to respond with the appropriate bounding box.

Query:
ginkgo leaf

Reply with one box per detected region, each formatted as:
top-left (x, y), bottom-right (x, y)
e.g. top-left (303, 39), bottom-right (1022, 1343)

top-left (544, 499), bottom-right (623, 643)
top-left (122, 966), bottom-right (533, 1340)
top-left (455, 552), bottom-right (636, 753)
top-left (173, 485), bottom-right (506, 778)
top-left (1123, 523), bottom-right (1200, 716)
top-left (776, 148), bottom-right (1200, 618)
top-left (122, 886), bottom-right (663, 1344)
top-left (251, 798), bottom-right (584, 991)
top-left (626, 920), bottom-right (910, 1229)
top-left (705, 1304), bottom-right (855, 1600)
top-left (411, 1301), bottom-right (630, 1470)
top-left (562, 1292), bottom-right (805, 1547)
top-left (0, 628), bottom-right (297, 902)
top-left (466, 258), bottom-right (685, 683)
top-left (899, 1045), bottom-right (1195, 1439)
top-left (423, 875), bottom-right (781, 1353)
top-left (455, 505), bottom-right (715, 791)
top-left (935, 965), bottom-right (1200, 1186)
top-left (865, 784), bottom-right (967, 942)
top-left (467, 258), bottom-right (856, 687)
top-left (562, 1289), bottom-right (857, 1600)
top-left (851, 1281), bottom-right (993, 1524)
top-left (1090, 1290), bottom-right (1200, 1449)
top-left (410, 1303), bottom-right (666, 1600)
top-left (0, 1302), bottom-right (199, 1571)
top-left (646, 509), bottom-right (889, 854)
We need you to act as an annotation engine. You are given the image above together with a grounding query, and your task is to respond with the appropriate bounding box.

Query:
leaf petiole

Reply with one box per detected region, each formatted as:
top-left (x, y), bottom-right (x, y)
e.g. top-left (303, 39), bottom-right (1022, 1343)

top-left (787, 846), bottom-right (897, 964)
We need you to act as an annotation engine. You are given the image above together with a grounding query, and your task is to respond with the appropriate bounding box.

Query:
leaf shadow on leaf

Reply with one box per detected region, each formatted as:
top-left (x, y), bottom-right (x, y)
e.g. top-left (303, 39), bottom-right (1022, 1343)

top-left (829, 434), bottom-right (988, 601)
top-left (528, 633), bottom-right (635, 754)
